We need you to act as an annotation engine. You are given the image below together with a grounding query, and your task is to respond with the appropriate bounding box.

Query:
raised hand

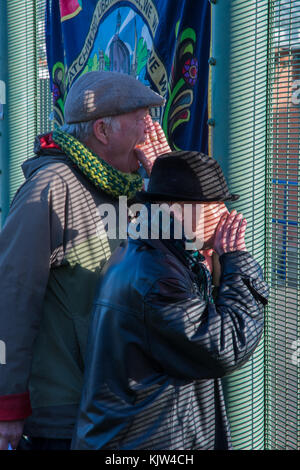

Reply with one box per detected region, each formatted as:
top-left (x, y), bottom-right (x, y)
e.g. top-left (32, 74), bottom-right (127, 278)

top-left (135, 114), bottom-right (171, 175)
top-left (199, 249), bottom-right (214, 273)
top-left (0, 420), bottom-right (24, 450)
top-left (213, 210), bottom-right (247, 256)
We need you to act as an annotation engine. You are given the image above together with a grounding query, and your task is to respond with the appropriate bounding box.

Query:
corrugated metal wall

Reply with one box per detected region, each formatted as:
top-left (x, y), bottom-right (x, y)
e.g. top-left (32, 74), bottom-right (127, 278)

top-left (211, 0), bottom-right (299, 450)
top-left (0, 0), bottom-right (52, 227)
top-left (211, 0), bottom-right (269, 449)
top-left (265, 0), bottom-right (300, 450)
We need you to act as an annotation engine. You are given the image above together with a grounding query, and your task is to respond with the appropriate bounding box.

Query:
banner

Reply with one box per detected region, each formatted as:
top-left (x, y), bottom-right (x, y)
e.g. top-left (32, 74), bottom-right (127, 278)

top-left (46, 0), bottom-right (210, 152)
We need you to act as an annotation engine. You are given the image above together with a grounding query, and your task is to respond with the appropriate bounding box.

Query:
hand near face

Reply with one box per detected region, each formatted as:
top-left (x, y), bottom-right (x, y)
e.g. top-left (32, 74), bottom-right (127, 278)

top-left (135, 115), bottom-right (171, 176)
top-left (197, 204), bottom-right (227, 273)
top-left (213, 210), bottom-right (247, 256)
top-left (134, 148), bottom-right (152, 177)
top-left (200, 203), bottom-right (229, 247)
top-left (0, 420), bottom-right (24, 450)
top-left (199, 249), bottom-right (214, 273)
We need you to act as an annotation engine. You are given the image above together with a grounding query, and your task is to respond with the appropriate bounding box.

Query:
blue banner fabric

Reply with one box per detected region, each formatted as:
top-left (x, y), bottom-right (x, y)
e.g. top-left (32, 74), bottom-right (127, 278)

top-left (46, 0), bottom-right (210, 152)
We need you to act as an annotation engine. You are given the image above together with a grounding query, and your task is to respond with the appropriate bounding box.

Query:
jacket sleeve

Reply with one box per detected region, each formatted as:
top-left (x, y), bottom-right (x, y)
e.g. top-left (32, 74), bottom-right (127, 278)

top-left (0, 168), bottom-right (66, 420)
top-left (143, 250), bottom-right (268, 381)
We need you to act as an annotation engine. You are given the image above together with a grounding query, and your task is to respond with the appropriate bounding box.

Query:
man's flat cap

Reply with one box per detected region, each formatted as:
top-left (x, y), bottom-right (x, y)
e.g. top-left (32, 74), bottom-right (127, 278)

top-left (64, 71), bottom-right (165, 124)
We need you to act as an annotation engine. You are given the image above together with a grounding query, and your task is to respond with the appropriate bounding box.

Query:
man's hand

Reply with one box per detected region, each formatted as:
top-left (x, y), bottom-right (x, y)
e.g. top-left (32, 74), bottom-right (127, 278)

top-left (199, 249), bottom-right (214, 273)
top-left (0, 420), bottom-right (24, 450)
top-left (136, 115), bottom-right (171, 175)
top-left (134, 148), bottom-right (152, 177)
top-left (213, 210), bottom-right (247, 256)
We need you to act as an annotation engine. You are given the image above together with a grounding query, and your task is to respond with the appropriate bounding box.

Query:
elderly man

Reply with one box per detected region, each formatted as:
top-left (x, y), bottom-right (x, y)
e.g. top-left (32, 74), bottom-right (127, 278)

top-left (0, 71), bottom-right (165, 450)
top-left (72, 151), bottom-right (269, 450)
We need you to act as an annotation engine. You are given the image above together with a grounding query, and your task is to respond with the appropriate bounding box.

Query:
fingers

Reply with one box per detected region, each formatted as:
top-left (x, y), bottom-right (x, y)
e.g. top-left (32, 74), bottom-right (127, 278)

top-left (0, 434), bottom-right (21, 450)
top-left (0, 420), bottom-right (24, 450)
top-left (0, 437), bottom-right (10, 450)
top-left (236, 218), bottom-right (247, 250)
top-left (9, 435), bottom-right (21, 450)
top-left (139, 115), bottom-right (171, 164)
top-left (227, 212), bottom-right (242, 251)
top-left (199, 249), bottom-right (213, 273)
top-left (153, 120), bottom-right (171, 153)
top-left (214, 212), bottom-right (227, 246)
top-left (213, 210), bottom-right (247, 255)
top-left (145, 114), bottom-right (157, 143)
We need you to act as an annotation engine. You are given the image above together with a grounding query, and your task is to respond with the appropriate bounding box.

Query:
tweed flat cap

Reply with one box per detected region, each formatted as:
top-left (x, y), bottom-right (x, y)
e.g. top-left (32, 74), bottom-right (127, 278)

top-left (64, 71), bottom-right (165, 123)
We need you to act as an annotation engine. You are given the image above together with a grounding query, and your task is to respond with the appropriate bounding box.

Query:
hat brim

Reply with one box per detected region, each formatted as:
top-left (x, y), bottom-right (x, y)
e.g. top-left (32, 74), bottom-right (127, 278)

top-left (135, 191), bottom-right (240, 203)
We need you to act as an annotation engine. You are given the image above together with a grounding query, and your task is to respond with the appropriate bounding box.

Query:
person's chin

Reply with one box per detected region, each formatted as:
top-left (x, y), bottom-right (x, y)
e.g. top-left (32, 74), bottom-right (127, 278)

top-left (125, 163), bottom-right (140, 174)
top-left (202, 238), bottom-right (214, 250)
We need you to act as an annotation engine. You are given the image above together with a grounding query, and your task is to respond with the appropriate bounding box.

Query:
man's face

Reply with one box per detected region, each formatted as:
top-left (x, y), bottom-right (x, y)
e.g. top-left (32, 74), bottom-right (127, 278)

top-left (177, 201), bottom-right (229, 250)
top-left (107, 108), bottom-right (148, 173)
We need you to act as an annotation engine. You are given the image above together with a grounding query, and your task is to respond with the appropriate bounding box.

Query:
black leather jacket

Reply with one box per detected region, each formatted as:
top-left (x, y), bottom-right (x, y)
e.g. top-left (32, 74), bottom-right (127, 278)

top-left (72, 237), bottom-right (268, 450)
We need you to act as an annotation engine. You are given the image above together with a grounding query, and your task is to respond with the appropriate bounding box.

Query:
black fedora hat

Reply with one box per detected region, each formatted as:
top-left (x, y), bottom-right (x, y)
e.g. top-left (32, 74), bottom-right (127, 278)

top-left (136, 151), bottom-right (239, 203)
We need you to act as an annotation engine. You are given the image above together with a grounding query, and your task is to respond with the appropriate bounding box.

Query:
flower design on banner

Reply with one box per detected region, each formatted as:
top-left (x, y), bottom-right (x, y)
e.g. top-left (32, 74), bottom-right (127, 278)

top-left (182, 58), bottom-right (198, 86)
top-left (53, 83), bottom-right (61, 102)
top-left (162, 25), bottom-right (198, 150)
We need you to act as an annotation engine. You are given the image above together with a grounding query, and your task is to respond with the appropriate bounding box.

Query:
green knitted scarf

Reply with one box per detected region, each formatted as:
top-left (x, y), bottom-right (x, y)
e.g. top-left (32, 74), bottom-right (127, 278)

top-left (52, 129), bottom-right (143, 199)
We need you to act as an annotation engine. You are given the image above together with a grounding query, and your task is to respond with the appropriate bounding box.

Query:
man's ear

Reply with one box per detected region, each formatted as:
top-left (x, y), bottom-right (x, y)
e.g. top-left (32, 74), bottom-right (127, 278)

top-left (93, 118), bottom-right (108, 145)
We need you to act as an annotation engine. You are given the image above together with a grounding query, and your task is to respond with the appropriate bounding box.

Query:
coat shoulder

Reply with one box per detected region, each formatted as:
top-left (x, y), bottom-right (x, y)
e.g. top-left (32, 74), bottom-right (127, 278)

top-left (129, 240), bottom-right (194, 297)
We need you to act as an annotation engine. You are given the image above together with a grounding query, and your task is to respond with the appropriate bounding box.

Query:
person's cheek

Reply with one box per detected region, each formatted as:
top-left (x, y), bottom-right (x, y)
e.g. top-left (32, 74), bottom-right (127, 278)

top-left (137, 125), bottom-right (146, 144)
top-left (205, 217), bottom-right (219, 240)
top-left (201, 205), bottom-right (224, 247)
top-left (204, 207), bottom-right (220, 234)
top-left (219, 203), bottom-right (229, 217)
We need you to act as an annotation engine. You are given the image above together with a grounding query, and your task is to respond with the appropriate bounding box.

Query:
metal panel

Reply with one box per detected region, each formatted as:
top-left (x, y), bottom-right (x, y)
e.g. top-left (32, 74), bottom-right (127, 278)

top-left (1, 0), bottom-right (53, 228)
top-left (265, 0), bottom-right (300, 450)
top-left (7, 0), bottom-right (36, 203)
top-left (0, 0), bottom-right (9, 224)
top-left (210, 0), bottom-right (269, 450)
top-left (211, 0), bottom-right (300, 450)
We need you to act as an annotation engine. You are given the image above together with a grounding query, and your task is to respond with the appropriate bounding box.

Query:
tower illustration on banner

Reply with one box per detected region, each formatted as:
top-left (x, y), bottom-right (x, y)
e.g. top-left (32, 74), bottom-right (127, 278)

top-left (107, 11), bottom-right (138, 76)
top-left (51, 6), bottom-right (154, 126)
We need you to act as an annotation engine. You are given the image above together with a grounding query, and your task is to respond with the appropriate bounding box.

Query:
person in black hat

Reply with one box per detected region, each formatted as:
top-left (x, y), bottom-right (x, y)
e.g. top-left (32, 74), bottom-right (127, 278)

top-left (72, 151), bottom-right (269, 450)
